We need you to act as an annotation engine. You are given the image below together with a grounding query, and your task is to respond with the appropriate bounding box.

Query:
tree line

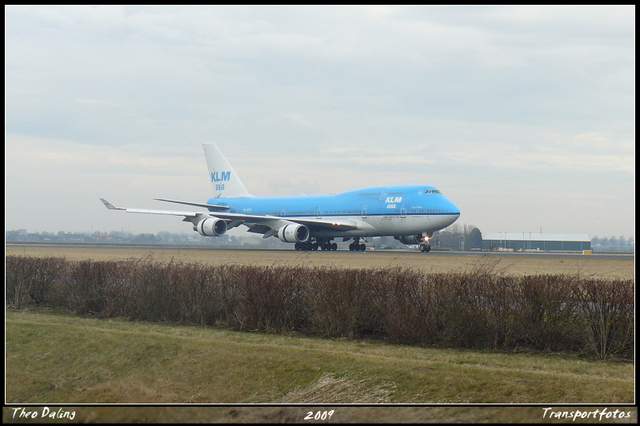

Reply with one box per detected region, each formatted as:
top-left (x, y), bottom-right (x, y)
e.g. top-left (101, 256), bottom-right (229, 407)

top-left (5, 227), bottom-right (634, 252)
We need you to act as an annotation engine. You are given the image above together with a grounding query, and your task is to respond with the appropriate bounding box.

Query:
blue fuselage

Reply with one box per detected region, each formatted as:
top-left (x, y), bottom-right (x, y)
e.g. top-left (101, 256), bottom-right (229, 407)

top-left (206, 185), bottom-right (460, 238)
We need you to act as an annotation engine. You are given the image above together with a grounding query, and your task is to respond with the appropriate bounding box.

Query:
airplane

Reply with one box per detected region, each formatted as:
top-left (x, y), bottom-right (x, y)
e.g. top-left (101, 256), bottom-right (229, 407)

top-left (101, 143), bottom-right (460, 252)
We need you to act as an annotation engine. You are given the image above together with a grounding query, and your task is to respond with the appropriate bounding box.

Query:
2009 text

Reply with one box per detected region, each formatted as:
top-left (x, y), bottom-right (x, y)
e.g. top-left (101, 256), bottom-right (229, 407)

top-left (304, 410), bottom-right (335, 421)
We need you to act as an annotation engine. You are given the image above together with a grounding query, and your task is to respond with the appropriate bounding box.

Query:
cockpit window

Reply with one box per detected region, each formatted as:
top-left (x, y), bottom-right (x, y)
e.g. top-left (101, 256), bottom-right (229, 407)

top-left (424, 189), bottom-right (441, 194)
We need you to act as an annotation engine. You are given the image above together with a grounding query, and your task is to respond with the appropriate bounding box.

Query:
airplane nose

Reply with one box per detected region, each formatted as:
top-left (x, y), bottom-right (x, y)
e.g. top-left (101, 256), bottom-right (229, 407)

top-left (447, 198), bottom-right (460, 216)
top-left (446, 200), bottom-right (461, 228)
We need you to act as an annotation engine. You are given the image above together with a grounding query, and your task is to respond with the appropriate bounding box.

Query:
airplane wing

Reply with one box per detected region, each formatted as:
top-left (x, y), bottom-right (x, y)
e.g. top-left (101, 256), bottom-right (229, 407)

top-left (101, 198), bottom-right (360, 236)
top-left (153, 198), bottom-right (230, 210)
top-left (100, 198), bottom-right (206, 223)
top-left (280, 216), bottom-right (359, 231)
top-left (207, 211), bottom-right (359, 231)
top-left (154, 198), bottom-right (359, 231)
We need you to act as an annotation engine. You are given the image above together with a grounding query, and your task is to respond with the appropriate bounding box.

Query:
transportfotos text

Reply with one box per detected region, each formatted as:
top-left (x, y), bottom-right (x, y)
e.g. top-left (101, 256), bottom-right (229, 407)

top-left (542, 407), bottom-right (632, 421)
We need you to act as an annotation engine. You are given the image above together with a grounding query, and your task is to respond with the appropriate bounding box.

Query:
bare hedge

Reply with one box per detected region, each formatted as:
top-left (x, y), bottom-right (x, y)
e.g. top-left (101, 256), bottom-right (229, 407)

top-left (5, 256), bottom-right (633, 359)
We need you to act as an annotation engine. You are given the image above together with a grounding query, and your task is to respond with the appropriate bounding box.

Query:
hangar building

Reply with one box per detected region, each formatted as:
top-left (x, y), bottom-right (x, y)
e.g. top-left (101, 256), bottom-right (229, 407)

top-left (481, 232), bottom-right (591, 252)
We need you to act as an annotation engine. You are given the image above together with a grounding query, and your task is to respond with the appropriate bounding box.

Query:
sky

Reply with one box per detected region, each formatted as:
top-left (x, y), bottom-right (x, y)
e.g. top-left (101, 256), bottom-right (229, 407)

top-left (5, 5), bottom-right (635, 239)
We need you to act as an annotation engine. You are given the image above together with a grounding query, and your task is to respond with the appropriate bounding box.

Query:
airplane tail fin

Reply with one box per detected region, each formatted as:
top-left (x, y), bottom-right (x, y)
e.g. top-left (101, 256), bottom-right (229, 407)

top-left (203, 143), bottom-right (252, 198)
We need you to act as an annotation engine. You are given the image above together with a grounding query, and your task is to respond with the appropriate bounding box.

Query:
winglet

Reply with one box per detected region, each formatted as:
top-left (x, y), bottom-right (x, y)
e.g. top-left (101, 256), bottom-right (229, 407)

top-left (100, 198), bottom-right (124, 210)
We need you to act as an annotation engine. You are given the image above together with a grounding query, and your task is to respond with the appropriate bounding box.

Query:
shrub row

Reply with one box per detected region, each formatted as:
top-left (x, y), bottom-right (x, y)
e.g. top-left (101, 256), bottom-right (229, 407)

top-left (5, 256), bottom-right (634, 359)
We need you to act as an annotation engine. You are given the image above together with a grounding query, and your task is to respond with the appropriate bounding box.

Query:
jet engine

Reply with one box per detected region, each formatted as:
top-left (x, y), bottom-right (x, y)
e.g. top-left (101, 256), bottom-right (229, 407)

top-left (396, 235), bottom-right (425, 245)
top-left (195, 217), bottom-right (227, 237)
top-left (278, 223), bottom-right (310, 243)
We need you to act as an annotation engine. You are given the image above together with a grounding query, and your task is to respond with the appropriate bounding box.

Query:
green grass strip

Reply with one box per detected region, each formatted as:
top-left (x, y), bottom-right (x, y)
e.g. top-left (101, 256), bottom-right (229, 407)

top-left (6, 310), bottom-right (633, 404)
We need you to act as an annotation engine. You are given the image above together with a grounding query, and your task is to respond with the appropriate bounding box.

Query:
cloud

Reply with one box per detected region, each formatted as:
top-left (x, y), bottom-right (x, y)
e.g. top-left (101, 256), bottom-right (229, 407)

top-left (5, 6), bottom-right (634, 237)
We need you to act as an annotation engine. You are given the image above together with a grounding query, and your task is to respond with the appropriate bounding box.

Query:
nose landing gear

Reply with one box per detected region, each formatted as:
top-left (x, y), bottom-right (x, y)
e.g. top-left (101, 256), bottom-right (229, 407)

top-left (419, 232), bottom-right (433, 253)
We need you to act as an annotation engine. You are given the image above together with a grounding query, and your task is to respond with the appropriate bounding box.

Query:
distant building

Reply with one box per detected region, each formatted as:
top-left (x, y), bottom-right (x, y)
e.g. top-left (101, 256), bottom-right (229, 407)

top-left (481, 232), bottom-right (591, 252)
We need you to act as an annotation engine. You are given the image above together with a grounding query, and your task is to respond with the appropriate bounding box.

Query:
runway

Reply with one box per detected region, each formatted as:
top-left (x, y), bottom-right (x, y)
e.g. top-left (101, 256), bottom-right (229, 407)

top-left (5, 241), bottom-right (634, 259)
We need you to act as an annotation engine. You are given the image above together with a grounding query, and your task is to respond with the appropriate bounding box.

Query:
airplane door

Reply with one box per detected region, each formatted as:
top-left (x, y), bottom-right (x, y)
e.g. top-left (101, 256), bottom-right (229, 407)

top-left (317, 206), bottom-right (322, 219)
top-left (362, 205), bottom-right (368, 218)
top-left (401, 205), bottom-right (407, 218)
top-left (379, 187), bottom-right (390, 202)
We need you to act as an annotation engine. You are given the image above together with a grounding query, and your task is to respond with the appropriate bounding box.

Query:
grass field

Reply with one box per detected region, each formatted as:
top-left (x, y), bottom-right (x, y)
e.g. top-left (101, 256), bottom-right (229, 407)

top-left (5, 245), bottom-right (635, 279)
top-left (7, 310), bottom-right (634, 403)
top-left (5, 246), bottom-right (636, 423)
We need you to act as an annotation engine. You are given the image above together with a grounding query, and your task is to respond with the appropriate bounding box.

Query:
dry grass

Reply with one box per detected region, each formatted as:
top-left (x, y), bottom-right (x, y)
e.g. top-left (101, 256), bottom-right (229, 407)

top-left (280, 373), bottom-right (396, 404)
top-left (5, 245), bottom-right (634, 279)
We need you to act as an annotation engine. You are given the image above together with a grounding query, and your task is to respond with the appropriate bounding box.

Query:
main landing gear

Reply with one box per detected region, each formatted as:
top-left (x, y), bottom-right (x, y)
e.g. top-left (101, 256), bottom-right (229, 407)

top-left (321, 241), bottom-right (338, 251)
top-left (294, 238), bottom-right (337, 251)
top-left (293, 237), bottom-right (367, 252)
top-left (348, 237), bottom-right (366, 252)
